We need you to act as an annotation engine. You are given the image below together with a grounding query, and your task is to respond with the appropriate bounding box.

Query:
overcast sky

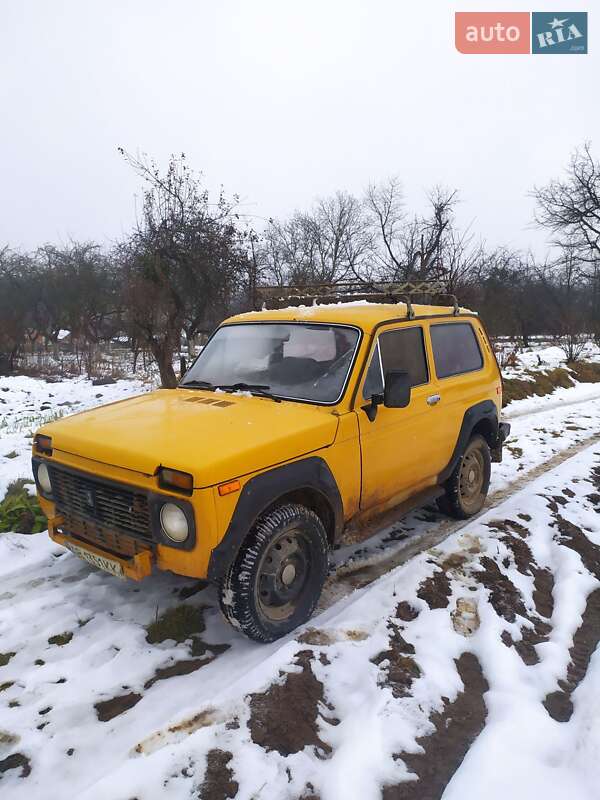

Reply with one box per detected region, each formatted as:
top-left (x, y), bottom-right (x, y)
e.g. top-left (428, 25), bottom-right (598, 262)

top-left (1, 0), bottom-right (597, 255)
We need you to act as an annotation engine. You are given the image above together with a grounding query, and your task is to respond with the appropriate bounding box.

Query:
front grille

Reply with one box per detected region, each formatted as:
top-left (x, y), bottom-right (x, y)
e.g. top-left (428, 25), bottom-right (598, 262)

top-left (49, 465), bottom-right (152, 542)
top-left (62, 512), bottom-right (151, 558)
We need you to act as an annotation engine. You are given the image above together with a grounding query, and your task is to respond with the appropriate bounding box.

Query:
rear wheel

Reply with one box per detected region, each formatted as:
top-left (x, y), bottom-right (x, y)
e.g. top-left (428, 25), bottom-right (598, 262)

top-left (438, 434), bottom-right (491, 519)
top-left (218, 503), bottom-right (329, 643)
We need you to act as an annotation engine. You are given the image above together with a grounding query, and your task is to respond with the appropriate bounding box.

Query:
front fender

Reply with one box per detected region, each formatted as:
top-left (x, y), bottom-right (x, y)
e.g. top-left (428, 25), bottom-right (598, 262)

top-left (207, 456), bottom-right (343, 583)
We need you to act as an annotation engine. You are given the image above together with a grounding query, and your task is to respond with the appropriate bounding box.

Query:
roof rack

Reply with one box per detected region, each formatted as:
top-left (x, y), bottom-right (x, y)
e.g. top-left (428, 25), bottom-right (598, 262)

top-left (255, 281), bottom-right (461, 319)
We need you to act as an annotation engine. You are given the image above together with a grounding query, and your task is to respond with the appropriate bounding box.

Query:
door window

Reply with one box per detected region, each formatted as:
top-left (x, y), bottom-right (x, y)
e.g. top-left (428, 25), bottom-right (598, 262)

top-left (362, 327), bottom-right (428, 400)
top-left (430, 323), bottom-right (483, 379)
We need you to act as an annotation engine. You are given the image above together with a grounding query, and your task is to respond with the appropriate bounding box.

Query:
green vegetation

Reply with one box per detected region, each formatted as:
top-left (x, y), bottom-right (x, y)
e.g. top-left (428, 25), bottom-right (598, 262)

top-left (0, 408), bottom-right (67, 436)
top-left (0, 479), bottom-right (47, 534)
top-left (0, 652), bottom-right (16, 668)
top-left (146, 604), bottom-right (206, 644)
top-left (506, 444), bottom-right (524, 459)
top-left (48, 632), bottom-right (73, 647)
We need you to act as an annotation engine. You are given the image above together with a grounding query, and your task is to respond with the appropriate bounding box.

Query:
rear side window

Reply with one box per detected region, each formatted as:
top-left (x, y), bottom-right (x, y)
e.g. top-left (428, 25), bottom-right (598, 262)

top-left (363, 326), bottom-right (428, 399)
top-left (430, 323), bottom-right (483, 379)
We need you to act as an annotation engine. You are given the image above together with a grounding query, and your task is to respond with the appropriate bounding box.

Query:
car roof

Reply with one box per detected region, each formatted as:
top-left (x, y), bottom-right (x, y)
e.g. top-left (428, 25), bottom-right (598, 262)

top-left (224, 301), bottom-right (476, 335)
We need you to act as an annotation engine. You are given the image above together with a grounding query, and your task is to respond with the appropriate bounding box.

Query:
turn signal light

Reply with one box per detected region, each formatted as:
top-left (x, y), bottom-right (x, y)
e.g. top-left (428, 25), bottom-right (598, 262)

top-left (34, 434), bottom-right (53, 455)
top-left (158, 467), bottom-right (194, 495)
top-left (218, 479), bottom-right (241, 497)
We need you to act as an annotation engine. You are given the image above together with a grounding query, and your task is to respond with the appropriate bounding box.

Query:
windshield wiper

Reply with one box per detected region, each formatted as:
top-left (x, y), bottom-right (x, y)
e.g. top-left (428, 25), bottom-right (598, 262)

top-left (180, 379), bottom-right (216, 390)
top-left (216, 382), bottom-right (282, 403)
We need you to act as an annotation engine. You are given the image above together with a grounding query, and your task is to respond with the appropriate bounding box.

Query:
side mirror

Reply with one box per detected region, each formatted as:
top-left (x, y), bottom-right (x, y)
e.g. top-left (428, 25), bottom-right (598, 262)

top-left (384, 370), bottom-right (411, 409)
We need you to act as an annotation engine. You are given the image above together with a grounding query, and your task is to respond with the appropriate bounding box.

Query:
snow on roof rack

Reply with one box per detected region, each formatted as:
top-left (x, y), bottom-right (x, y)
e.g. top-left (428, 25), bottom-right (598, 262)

top-left (255, 281), bottom-right (460, 319)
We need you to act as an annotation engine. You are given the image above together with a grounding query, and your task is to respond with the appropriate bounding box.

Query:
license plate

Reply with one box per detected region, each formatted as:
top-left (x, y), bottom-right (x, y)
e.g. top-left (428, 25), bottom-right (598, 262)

top-left (65, 542), bottom-right (125, 579)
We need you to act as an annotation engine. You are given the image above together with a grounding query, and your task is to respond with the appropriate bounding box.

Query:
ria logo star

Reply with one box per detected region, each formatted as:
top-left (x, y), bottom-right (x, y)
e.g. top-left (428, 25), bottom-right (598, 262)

top-left (550, 17), bottom-right (568, 29)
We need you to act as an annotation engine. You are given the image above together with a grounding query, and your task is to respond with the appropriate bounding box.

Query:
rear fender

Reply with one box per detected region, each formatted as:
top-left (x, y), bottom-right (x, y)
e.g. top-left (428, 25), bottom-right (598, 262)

top-left (438, 400), bottom-right (501, 482)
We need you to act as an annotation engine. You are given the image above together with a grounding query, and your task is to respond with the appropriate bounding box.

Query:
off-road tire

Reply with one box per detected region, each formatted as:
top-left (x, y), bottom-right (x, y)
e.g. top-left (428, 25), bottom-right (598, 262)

top-left (438, 434), bottom-right (491, 519)
top-left (218, 503), bottom-right (329, 643)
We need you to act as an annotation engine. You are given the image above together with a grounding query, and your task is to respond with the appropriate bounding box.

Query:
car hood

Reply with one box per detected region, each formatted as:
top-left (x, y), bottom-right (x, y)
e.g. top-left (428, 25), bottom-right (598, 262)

top-left (39, 388), bottom-right (339, 487)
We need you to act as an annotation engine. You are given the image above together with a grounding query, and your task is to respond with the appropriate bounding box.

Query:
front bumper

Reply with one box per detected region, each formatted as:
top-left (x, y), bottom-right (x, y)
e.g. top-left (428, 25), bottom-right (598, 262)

top-left (48, 514), bottom-right (153, 581)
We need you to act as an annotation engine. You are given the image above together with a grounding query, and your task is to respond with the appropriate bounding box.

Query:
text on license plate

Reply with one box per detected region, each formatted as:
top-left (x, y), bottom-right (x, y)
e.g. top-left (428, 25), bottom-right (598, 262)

top-left (65, 542), bottom-right (125, 578)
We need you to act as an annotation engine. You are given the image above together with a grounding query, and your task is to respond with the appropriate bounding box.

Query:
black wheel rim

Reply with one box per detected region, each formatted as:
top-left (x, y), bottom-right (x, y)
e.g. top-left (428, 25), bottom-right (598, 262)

top-left (256, 526), bottom-right (311, 622)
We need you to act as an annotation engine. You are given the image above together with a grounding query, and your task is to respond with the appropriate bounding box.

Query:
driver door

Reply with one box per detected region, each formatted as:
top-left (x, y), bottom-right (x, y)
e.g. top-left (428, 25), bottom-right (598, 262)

top-left (357, 324), bottom-right (447, 512)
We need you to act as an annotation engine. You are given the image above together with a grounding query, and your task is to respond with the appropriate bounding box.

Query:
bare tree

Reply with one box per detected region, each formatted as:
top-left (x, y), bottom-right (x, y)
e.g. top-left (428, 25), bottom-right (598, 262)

top-left (260, 191), bottom-right (372, 288)
top-left (437, 224), bottom-right (486, 295)
top-left (0, 249), bottom-right (32, 372)
top-left (34, 242), bottom-right (119, 374)
top-left (119, 150), bottom-right (248, 387)
top-left (534, 143), bottom-right (600, 263)
top-left (365, 178), bottom-right (457, 281)
top-left (536, 245), bottom-right (590, 362)
top-left (533, 144), bottom-right (600, 337)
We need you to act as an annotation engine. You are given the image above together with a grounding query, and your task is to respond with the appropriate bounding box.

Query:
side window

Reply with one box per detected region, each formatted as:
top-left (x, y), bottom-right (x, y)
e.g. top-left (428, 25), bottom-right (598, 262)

top-left (379, 326), bottom-right (429, 387)
top-left (362, 327), bottom-right (429, 400)
top-left (362, 342), bottom-right (384, 400)
top-left (430, 323), bottom-right (483, 379)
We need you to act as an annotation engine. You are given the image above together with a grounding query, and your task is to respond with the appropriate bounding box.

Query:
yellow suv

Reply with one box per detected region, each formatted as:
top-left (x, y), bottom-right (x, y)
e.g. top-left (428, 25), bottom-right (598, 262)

top-left (32, 289), bottom-right (509, 642)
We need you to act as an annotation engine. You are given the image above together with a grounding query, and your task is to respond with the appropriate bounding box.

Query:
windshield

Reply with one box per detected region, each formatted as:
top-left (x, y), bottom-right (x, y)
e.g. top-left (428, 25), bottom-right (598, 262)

top-left (181, 323), bottom-right (360, 403)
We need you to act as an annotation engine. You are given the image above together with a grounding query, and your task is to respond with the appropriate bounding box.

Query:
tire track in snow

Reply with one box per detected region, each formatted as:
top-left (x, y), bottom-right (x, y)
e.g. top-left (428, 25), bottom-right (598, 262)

top-left (503, 384), bottom-right (600, 420)
top-left (543, 589), bottom-right (600, 722)
top-left (320, 430), bottom-right (600, 610)
top-left (382, 653), bottom-right (488, 800)
top-left (542, 492), bottom-right (600, 723)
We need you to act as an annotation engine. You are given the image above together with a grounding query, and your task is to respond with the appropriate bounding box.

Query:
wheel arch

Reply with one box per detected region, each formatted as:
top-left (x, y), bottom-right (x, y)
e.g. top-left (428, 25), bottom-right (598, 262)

top-left (260, 487), bottom-right (336, 544)
top-left (438, 400), bottom-right (499, 485)
top-left (207, 456), bottom-right (343, 584)
top-left (470, 417), bottom-right (496, 448)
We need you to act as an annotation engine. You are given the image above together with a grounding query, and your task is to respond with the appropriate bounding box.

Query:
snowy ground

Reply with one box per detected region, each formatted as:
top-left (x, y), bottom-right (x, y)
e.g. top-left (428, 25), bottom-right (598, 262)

top-left (2, 347), bottom-right (600, 799)
top-left (0, 376), bottom-right (150, 499)
top-left (496, 339), bottom-right (600, 379)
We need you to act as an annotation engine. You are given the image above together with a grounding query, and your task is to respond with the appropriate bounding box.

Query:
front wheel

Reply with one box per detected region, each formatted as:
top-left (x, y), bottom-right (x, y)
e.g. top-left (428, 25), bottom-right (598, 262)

top-left (218, 503), bottom-right (329, 643)
top-left (438, 434), bottom-right (491, 519)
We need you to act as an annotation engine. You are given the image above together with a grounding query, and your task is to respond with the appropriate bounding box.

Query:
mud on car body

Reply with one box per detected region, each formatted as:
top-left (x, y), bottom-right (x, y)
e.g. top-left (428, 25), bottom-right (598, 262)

top-left (33, 292), bottom-right (510, 642)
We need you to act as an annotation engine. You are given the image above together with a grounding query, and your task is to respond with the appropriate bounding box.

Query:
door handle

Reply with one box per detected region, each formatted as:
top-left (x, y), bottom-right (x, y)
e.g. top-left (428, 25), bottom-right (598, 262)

top-left (427, 394), bottom-right (441, 406)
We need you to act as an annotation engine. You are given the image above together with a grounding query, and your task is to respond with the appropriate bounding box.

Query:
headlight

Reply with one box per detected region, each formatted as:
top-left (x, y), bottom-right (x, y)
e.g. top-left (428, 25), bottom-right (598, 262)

top-left (160, 503), bottom-right (189, 543)
top-left (37, 462), bottom-right (52, 495)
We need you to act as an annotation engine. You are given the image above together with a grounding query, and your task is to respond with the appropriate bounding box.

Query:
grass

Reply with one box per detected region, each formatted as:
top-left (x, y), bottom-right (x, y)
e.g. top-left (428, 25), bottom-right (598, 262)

top-left (568, 361), bottom-right (600, 383)
top-left (48, 632), bottom-right (73, 647)
top-left (0, 407), bottom-right (67, 436)
top-left (4, 451), bottom-right (18, 459)
top-left (0, 479), bottom-right (47, 534)
top-left (502, 367), bottom-right (575, 407)
top-left (146, 604), bottom-right (206, 644)
top-left (502, 359), bottom-right (600, 406)
top-left (506, 444), bottom-right (524, 458)
top-left (0, 652), bottom-right (16, 668)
